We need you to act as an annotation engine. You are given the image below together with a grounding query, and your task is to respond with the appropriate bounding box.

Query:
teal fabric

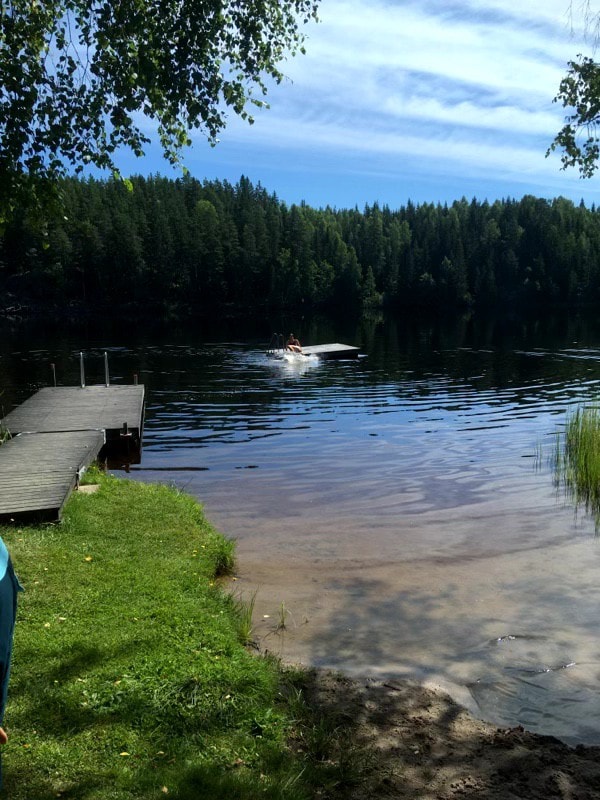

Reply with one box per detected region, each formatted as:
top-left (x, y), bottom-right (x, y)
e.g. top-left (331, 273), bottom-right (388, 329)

top-left (0, 562), bottom-right (19, 722)
top-left (0, 539), bottom-right (7, 583)
top-left (0, 539), bottom-right (21, 787)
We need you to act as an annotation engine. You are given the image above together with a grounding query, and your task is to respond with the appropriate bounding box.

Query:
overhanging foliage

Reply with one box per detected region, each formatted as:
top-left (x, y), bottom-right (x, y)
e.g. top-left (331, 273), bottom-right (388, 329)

top-left (0, 0), bottom-right (319, 220)
top-left (549, 55), bottom-right (600, 177)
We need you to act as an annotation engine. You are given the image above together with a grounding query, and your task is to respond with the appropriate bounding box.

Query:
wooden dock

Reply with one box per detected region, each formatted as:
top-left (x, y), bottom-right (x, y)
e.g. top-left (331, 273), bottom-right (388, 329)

top-left (0, 385), bottom-right (145, 522)
top-left (299, 343), bottom-right (360, 360)
top-left (0, 431), bottom-right (105, 520)
top-left (4, 385), bottom-right (144, 441)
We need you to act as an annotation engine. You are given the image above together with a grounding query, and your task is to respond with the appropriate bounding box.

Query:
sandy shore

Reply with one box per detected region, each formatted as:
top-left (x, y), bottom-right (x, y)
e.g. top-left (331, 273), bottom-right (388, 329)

top-left (218, 488), bottom-right (600, 796)
top-left (233, 549), bottom-right (600, 797)
top-left (297, 669), bottom-right (600, 799)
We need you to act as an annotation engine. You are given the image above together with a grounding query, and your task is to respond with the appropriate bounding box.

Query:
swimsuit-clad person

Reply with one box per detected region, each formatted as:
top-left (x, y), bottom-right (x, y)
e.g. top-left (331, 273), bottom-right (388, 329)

top-left (286, 333), bottom-right (302, 353)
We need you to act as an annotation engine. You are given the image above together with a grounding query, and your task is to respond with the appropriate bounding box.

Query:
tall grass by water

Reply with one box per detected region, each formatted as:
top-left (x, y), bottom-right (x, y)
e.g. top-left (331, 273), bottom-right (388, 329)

top-left (554, 404), bottom-right (600, 519)
top-left (0, 472), bottom-right (366, 799)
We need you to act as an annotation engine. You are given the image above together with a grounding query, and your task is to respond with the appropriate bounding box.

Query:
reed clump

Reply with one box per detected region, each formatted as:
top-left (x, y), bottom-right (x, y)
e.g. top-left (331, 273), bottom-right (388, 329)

top-left (554, 404), bottom-right (600, 517)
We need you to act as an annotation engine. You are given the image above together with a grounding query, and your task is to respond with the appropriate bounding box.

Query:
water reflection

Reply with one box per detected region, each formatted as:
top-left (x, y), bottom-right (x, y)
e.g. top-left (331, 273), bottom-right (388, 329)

top-left (3, 311), bottom-right (600, 744)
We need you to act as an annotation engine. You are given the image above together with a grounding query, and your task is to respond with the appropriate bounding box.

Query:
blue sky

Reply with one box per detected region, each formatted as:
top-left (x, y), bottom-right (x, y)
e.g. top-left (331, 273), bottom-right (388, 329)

top-left (115, 0), bottom-right (600, 209)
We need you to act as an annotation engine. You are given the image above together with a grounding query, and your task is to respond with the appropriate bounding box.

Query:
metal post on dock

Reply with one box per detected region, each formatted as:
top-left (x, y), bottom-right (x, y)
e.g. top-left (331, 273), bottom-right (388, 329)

top-left (133, 373), bottom-right (138, 385)
top-left (50, 363), bottom-right (56, 387)
top-left (121, 421), bottom-right (133, 456)
top-left (104, 352), bottom-right (110, 387)
top-left (79, 352), bottom-right (85, 388)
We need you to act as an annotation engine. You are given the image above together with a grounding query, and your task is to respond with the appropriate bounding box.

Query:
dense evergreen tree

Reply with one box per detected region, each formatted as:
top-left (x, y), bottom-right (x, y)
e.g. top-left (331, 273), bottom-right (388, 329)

top-left (2, 175), bottom-right (600, 316)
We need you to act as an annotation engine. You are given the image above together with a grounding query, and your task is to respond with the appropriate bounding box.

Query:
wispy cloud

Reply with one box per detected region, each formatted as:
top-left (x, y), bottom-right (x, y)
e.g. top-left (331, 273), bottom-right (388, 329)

top-left (175, 1), bottom-right (600, 204)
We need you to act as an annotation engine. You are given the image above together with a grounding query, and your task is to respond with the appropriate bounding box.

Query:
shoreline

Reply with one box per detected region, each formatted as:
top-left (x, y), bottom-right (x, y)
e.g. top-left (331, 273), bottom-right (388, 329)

top-left (243, 563), bottom-right (600, 796)
top-left (2, 469), bottom-right (598, 798)
top-left (297, 667), bottom-right (600, 799)
top-left (231, 538), bottom-right (600, 752)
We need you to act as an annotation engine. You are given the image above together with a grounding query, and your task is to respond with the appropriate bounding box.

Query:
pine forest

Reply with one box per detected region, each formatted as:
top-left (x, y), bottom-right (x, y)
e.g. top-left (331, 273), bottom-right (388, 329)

top-left (2, 175), bottom-right (600, 316)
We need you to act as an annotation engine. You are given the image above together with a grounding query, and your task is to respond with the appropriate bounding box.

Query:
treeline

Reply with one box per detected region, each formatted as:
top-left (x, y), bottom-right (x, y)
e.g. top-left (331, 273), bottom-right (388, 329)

top-left (2, 174), bottom-right (600, 315)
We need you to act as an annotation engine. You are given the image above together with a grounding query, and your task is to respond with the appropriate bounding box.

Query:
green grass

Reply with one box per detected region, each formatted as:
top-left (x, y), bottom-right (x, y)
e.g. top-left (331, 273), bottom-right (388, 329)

top-left (554, 404), bottom-right (600, 520)
top-left (0, 474), bottom-right (366, 799)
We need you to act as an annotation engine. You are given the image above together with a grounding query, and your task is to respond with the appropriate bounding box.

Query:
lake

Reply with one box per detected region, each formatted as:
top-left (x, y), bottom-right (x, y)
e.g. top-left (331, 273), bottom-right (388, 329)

top-left (3, 311), bottom-right (600, 745)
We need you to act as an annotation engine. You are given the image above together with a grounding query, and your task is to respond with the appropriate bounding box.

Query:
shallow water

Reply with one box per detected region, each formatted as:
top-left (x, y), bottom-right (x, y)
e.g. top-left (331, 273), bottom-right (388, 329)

top-left (3, 314), bottom-right (600, 744)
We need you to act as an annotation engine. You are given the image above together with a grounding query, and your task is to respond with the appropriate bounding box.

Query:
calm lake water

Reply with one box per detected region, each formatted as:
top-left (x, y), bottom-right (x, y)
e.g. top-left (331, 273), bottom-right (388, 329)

top-left (3, 311), bottom-right (600, 745)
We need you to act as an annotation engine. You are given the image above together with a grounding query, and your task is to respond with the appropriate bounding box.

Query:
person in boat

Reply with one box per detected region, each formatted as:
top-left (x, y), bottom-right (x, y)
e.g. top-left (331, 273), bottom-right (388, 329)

top-left (0, 536), bottom-right (22, 781)
top-left (286, 333), bottom-right (302, 353)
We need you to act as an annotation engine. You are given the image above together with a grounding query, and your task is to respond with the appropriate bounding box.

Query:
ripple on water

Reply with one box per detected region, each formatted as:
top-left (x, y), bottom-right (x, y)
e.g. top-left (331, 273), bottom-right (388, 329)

top-left (7, 335), bottom-right (600, 744)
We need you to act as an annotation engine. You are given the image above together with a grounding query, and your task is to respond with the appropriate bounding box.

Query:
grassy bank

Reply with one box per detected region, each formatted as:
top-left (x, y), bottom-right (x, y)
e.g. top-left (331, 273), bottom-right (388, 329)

top-left (0, 474), bottom-right (360, 799)
top-left (554, 404), bottom-right (600, 520)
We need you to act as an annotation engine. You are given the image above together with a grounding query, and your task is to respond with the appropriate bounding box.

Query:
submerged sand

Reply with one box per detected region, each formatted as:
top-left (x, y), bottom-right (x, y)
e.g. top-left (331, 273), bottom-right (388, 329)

top-left (228, 533), bottom-right (600, 798)
top-left (230, 550), bottom-right (600, 799)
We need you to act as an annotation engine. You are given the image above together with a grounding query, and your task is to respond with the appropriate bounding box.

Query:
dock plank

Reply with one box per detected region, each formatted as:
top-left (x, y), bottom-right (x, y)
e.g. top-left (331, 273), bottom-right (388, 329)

top-left (3, 385), bottom-right (145, 436)
top-left (0, 384), bottom-right (145, 521)
top-left (0, 431), bottom-right (104, 519)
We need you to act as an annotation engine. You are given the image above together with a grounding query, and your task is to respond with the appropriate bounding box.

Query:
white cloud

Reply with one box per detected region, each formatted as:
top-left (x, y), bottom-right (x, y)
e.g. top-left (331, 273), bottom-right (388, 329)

top-left (236, 110), bottom-right (555, 179)
top-left (181, 0), bottom-right (600, 203)
top-left (382, 96), bottom-right (559, 137)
